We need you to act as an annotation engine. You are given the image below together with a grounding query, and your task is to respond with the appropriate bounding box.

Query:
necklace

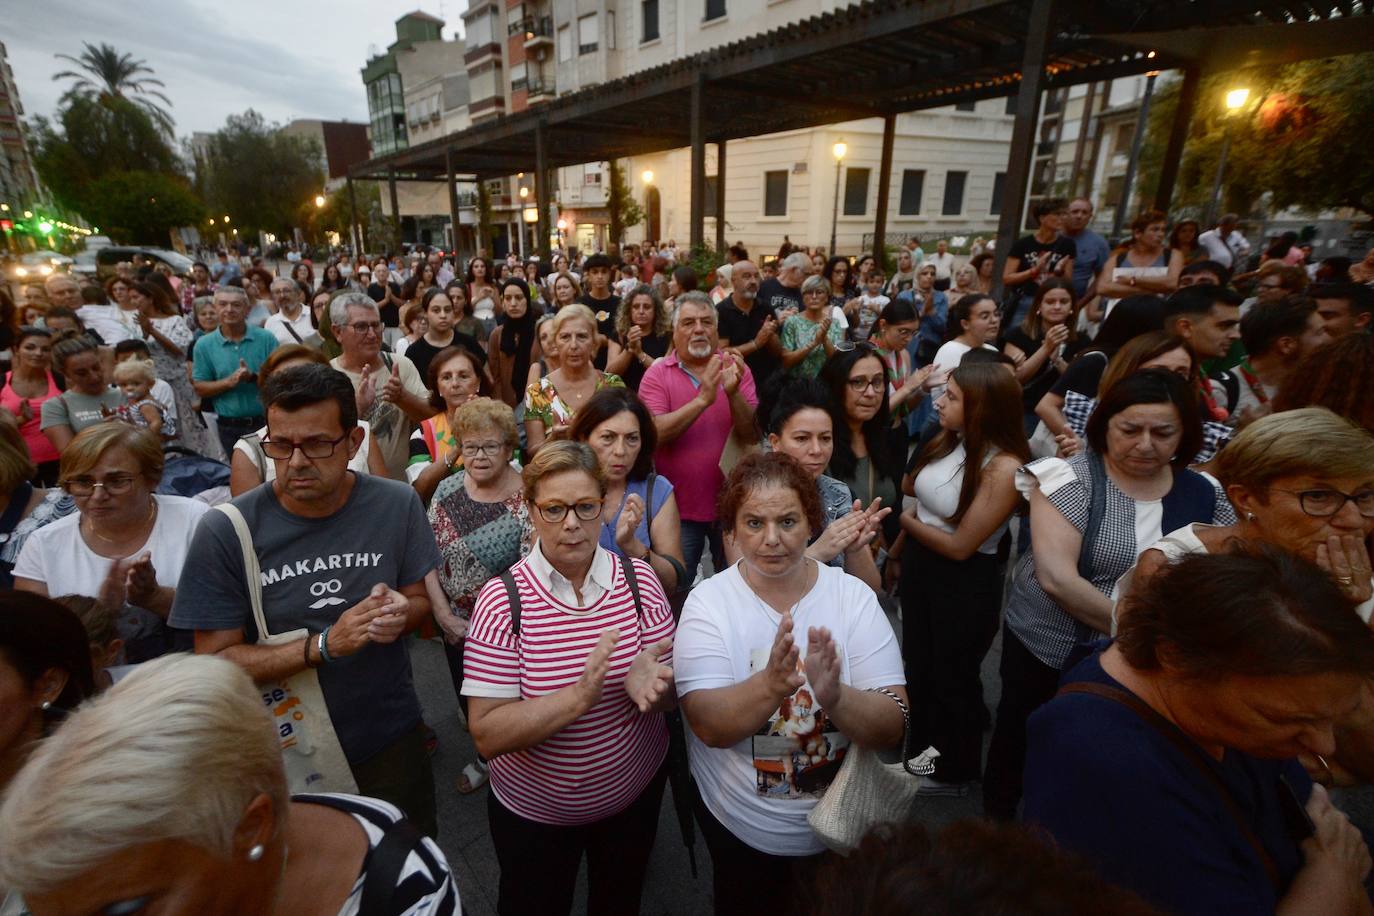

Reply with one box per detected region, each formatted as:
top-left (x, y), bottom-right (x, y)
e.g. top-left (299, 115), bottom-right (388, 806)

top-left (86, 499), bottom-right (157, 546)
top-left (741, 556), bottom-right (815, 616)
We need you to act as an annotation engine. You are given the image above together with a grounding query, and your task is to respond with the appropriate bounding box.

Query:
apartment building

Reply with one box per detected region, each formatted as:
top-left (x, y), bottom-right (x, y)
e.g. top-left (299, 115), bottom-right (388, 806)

top-left (0, 40), bottom-right (43, 220)
top-left (361, 11), bottom-right (447, 156)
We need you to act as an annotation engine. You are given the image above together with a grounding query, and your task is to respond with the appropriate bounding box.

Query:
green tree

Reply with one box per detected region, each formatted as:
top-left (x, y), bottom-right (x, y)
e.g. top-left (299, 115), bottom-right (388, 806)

top-left (1138, 53), bottom-right (1374, 219)
top-left (80, 170), bottom-right (203, 245)
top-left (53, 42), bottom-right (174, 136)
top-left (477, 180), bottom-right (496, 256)
top-left (201, 110), bottom-right (325, 239)
top-left (606, 160), bottom-right (645, 247)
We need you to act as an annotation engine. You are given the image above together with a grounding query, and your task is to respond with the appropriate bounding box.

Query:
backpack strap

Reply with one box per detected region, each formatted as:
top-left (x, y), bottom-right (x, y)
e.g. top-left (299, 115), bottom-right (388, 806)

top-left (1077, 451), bottom-right (1108, 581)
top-left (618, 553), bottom-right (645, 621)
top-left (500, 570), bottom-right (521, 637)
top-left (1057, 682), bottom-right (1283, 892)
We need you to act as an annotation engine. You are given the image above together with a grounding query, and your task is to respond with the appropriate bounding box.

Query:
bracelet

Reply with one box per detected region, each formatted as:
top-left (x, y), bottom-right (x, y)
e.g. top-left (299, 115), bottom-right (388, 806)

top-left (318, 626), bottom-right (335, 665)
top-left (304, 631), bottom-right (319, 669)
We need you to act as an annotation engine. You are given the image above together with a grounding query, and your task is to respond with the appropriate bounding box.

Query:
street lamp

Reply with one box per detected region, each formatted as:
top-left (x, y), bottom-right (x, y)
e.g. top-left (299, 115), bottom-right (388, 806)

top-left (1206, 87), bottom-right (1251, 226)
top-left (640, 170), bottom-right (655, 244)
top-left (223, 215), bottom-right (231, 224)
top-left (314, 195), bottom-right (326, 208)
top-left (829, 140), bottom-right (847, 256)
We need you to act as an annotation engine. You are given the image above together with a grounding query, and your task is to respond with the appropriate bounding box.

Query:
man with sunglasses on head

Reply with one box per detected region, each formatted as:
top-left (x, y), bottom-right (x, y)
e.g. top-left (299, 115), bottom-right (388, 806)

top-left (327, 291), bottom-right (432, 481)
top-left (171, 363), bottom-right (442, 837)
top-left (192, 286), bottom-right (279, 458)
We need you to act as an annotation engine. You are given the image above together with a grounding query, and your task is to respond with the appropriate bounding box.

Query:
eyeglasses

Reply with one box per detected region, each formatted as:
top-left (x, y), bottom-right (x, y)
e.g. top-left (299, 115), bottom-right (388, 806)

top-left (534, 499), bottom-right (603, 523)
top-left (847, 375), bottom-right (887, 393)
top-left (65, 474), bottom-right (138, 497)
top-left (1271, 488), bottom-right (1374, 519)
top-left (460, 441), bottom-right (505, 458)
top-left (345, 321), bottom-right (383, 336)
top-left (260, 432), bottom-right (350, 460)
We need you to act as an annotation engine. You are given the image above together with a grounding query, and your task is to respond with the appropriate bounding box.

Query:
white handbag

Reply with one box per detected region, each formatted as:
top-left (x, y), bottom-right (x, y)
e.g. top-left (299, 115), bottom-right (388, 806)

top-left (807, 689), bottom-right (938, 854)
top-left (215, 504), bottom-right (358, 795)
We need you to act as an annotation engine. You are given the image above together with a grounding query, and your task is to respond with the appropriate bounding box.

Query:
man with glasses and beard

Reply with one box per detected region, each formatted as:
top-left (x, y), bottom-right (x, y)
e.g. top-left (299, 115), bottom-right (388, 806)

top-left (171, 363), bottom-right (441, 837)
top-left (327, 291), bottom-right (432, 480)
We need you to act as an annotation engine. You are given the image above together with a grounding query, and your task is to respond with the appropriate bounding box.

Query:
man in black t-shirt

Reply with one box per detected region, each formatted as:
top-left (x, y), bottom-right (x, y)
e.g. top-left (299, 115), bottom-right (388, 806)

top-left (1003, 198), bottom-right (1076, 328)
top-left (755, 251), bottom-right (807, 319)
top-left (578, 253), bottom-right (620, 370)
top-left (715, 259), bottom-right (783, 391)
top-left (367, 263), bottom-right (404, 328)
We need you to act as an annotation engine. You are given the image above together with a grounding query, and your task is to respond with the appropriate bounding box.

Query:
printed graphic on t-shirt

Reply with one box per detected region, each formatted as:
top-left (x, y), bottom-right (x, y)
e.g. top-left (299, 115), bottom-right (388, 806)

top-left (749, 649), bottom-right (849, 798)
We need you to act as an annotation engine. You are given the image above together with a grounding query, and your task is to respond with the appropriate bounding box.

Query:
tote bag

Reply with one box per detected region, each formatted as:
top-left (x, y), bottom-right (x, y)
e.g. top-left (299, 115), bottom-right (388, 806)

top-left (215, 504), bottom-right (358, 795)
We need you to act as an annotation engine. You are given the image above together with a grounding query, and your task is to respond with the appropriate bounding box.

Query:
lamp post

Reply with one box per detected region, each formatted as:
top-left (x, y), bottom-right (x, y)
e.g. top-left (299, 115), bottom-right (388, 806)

top-left (829, 140), bottom-right (846, 256)
top-left (1206, 87), bottom-right (1250, 228)
top-left (641, 170), bottom-right (654, 245)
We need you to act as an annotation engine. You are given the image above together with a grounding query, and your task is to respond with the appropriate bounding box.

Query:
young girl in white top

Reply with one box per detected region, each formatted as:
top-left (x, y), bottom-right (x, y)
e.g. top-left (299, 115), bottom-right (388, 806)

top-left (898, 361), bottom-right (1030, 792)
top-left (926, 293), bottom-right (1002, 424)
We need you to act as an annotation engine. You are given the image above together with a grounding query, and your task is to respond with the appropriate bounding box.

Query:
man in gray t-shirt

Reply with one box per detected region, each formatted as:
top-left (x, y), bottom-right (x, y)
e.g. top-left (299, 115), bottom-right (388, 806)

top-left (170, 364), bottom-right (441, 835)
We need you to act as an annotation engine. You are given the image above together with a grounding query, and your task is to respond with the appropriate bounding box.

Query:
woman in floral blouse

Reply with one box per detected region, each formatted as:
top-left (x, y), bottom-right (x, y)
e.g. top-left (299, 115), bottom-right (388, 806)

top-left (523, 304), bottom-right (624, 453)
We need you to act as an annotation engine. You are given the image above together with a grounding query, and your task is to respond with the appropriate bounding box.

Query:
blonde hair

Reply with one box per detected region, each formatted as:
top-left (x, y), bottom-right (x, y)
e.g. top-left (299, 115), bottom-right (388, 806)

top-left (1213, 407), bottom-right (1374, 495)
top-left (522, 439), bottom-right (605, 502)
top-left (53, 594), bottom-right (120, 647)
top-left (0, 654), bottom-right (288, 895)
top-left (112, 357), bottom-right (157, 386)
top-left (549, 303), bottom-right (599, 341)
top-left (0, 410), bottom-right (36, 493)
top-left (453, 397), bottom-right (519, 451)
top-left (60, 424), bottom-right (165, 486)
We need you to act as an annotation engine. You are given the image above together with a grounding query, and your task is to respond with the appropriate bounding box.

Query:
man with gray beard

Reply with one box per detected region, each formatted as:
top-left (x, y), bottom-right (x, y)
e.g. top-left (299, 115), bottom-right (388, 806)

top-left (715, 259), bottom-right (783, 391)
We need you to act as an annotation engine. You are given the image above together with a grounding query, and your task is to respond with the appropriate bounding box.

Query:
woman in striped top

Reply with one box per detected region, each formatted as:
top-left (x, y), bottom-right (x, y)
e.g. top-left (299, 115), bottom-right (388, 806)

top-left (463, 440), bottom-right (677, 915)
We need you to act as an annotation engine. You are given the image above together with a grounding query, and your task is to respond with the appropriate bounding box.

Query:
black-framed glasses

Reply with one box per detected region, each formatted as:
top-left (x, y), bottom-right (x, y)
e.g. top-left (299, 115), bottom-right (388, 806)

top-left (261, 432), bottom-right (350, 460)
top-left (65, 474), bottom-right (138, 497)
top-left (460, 441), bottom-right (505, 458)
top-left (847, 375), bottom-right (887, 393)
top-left (534, 499), bottom-right (603, 523)
top-left (1271, 488), bottom-right (1374, 519)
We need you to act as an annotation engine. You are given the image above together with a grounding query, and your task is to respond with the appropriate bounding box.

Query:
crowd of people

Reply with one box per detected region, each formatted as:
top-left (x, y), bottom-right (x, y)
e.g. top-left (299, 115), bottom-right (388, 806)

top-left (1, 198), bottom-right (1373, 916)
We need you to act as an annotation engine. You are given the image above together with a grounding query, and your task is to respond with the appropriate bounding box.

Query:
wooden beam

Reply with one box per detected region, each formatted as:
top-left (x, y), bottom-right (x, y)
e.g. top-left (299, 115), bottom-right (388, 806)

top-left (535, 120), bottom-right (551, 261)
top-left (874, 114), bottom-right (896, 270)
top-left (715, 141), bottom-right (727, 253)
top-left (1153, 65), bottom-right (1199, 213)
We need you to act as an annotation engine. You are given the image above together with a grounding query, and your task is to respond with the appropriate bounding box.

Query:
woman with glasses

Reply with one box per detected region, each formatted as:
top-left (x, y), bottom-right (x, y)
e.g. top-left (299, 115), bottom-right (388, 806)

top-left (779, 275), bottom-right (847, 379)
top-left (869, 299), bottom-right (933, 424)
top-left (229, 345), bottom-right (386, 496)
top-left (14, 424), bottom-right (209, 662)
top-left (409, 347), bottom-right (491, 505)
top-left (426, 398), bottom-right (532, 795)
top-left (462, 440), bottom-right (676, 915)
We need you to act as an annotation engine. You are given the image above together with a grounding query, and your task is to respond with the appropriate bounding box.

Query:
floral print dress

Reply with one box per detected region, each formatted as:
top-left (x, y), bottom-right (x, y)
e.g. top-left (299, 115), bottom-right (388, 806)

top-left (429, 471), bottom-right (535, 621)
top-left (523, 372), bottom-right (625, 430)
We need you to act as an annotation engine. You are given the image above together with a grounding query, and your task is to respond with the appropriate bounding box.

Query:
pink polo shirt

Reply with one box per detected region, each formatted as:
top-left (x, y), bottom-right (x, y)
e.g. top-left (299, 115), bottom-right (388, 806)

top-left (638, 350), bottom-right (758, 522)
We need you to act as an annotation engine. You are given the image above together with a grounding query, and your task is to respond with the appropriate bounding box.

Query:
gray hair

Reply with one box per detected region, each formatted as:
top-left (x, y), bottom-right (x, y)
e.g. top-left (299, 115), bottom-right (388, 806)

top-left (269, 277), bottom-right (296, 292)
top-left (781, 252), bottom-right (810, 273)
top-left (329, 290), bottom-right (378, 328)
top-left (213, 285), bottom-right (250, 305)
top-left (672, 290), bottom-right (717, 329)
top-left (0, 654), bottom-right (288, 895)
top-left (801, 274), bottom-right (829, 297)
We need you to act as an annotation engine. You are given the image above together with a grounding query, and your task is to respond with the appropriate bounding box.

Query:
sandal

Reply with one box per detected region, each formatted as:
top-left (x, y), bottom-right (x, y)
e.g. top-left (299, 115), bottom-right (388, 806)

top-left (457, 761), bottom-right (489, 795)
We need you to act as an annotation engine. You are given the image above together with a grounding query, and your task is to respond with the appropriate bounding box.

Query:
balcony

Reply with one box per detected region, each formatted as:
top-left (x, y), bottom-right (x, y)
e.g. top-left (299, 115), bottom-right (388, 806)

top-left (527, 78), bottom-right (556, 101)
top-left (510, 16), bottom-right (554, 51)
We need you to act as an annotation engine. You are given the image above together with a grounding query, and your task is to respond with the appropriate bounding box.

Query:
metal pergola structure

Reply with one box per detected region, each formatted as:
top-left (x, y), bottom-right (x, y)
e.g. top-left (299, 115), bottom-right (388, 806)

top-left (347, 0), bottom-right (1374, 264)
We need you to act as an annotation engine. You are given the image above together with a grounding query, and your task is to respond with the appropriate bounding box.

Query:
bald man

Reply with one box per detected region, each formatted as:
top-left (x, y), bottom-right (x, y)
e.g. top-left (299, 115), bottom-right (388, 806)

top-left (42, 274), bottom-right (83, 311)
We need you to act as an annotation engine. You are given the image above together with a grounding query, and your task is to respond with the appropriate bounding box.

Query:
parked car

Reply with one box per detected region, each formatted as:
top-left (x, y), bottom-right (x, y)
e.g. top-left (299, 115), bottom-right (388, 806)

top-left (71, 250), bottom-right (99, 277)
top-left (6, 250), bottom-right (72, 283)
top-left (93, 246), bottom-right (195, 281)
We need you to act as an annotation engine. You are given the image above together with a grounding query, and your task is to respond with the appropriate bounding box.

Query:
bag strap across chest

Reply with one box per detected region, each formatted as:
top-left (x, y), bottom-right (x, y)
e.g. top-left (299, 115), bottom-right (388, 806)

top-left (500, 553), bottom-right (644, 638)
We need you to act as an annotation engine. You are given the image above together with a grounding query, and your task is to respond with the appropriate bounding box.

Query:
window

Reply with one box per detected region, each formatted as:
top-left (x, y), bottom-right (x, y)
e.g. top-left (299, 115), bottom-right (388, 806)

top-left (843, 167), bottom-right (870, 216)
top-left (557, 24), bottom-right (572, 61)
top-left (705, 0), bottom-right (726, 20)
top-left (898, 169), bottom-right (924, 215)
top-left (942, 170), bottom-right (967, 215)
top-left (704, 176), bottom-right (718, 218)
top-left (990, 172), bottom-right (1006, 215)
top-left (577, 15), bottom-right (598, 54)
top-left (763, 170), bottom-right (788, 216)
top-left (1111, 123), bottom-right (1134, 156)
top-left (1104, 175), bottom-right (1126, 205)
top-left (642, 0), bottom-right (659, 41)
top-left (955, 100), bottom-right (976, 112)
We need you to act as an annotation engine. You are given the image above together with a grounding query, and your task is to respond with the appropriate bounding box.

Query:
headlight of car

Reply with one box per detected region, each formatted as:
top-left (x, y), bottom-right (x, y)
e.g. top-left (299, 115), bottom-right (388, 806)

top-left (39, 265), bottom-right (53, 276)
top-left (14, 266), bottom-right (27, 277)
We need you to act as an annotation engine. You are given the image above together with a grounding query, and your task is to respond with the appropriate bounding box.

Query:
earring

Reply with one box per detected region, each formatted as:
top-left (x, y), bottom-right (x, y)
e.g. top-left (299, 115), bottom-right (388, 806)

top-left (40, 700), bottom-right (52, 711)
top-left (247, 845), bottom-right (264, 863)
top-left (1245, 512), bottom-right (1255, 522)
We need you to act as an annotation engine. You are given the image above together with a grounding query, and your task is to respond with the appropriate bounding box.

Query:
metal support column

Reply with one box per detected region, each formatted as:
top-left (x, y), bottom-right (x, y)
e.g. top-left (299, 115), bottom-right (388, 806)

top-left (1153, 66), bottom-right (1199, 213)
top-left (1111, 71), bottom-right (1157, 238)
top-left (535, 121), bottom-right (551, 261)
top-left (387, 170), bottom-right (401, 249)
top-left (445, 148), bottom-right (461, 256)
top-left (991, 0), bottom-right (1054, 300)
top-left (714, 141), bottom-right (727, 253)
top-left (346, 175), bottom-right (362, 254)
top-left (689, 74), bottom-right (706, 250)
top-left (873, 113), bottom-right (896, 270)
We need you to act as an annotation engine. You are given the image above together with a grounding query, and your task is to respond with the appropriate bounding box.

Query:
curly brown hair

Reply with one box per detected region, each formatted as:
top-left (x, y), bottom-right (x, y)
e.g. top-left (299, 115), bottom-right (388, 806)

top-left (717, 452), bottom-right (823, 538)
top-left (1273, 332), bottom-right (1374, 433)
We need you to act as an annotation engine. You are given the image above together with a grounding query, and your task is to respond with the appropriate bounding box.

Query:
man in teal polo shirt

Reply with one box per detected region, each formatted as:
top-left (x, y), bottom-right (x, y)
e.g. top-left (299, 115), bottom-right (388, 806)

top-left (193, 286), bottom-right (278, 457)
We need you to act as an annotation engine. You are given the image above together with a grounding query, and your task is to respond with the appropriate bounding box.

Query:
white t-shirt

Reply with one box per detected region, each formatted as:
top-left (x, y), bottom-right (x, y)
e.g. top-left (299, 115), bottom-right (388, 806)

top-left (12, 494), bottom-right (209, 595)
top-left (929, 340), bottom-right (996, 404)
top-left (76, 304), bottom-right (143, 345)
top-left (233, 421), bottom-right (375, 482)
top-left (263, 309), bottom-right (316, 346)
top-left (914, 442), bottom-right (1007, 555)
top-left (675, 560), bottom-right (905, 856)
top-left (149, 378), bottom-right (179, 425)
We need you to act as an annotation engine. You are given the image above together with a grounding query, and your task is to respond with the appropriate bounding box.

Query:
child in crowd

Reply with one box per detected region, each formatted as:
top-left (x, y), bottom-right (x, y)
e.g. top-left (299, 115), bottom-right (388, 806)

top-left (53, 594), bottom-right (133, 689)
top-left (111, 357), bottom-right (173, 441)
top-left (849, 268), bottom-right (891, 341)
top-left (112, 340), bottom-right (178, 427)
top-left (614, 262), bottom-right (640, 298)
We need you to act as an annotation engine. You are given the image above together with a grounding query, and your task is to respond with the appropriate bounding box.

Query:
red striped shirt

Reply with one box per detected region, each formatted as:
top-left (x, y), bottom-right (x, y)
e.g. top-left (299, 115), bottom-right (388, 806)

top-left (463, 553), bottom-right (674, 825)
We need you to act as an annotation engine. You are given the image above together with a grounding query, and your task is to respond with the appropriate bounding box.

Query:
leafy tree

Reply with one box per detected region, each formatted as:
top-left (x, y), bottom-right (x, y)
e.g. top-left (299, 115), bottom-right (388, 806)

top-left (52, 42), bottom-right (174, 136)
top-left (606, 160), bottom-right (645, 247)
top-left (1138, 53), bottom-right (1374, 220)
top-left (477, 180), bottom-right (496, 256)
top-left (79, 171), bottom-right (203, 245)
top-left (199, 111), bottom-right (325, 239)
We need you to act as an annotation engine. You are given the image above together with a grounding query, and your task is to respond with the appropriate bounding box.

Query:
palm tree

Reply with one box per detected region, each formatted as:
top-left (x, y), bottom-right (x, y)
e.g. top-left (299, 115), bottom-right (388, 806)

top-left (53, 42), bottom-right (174, 135)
